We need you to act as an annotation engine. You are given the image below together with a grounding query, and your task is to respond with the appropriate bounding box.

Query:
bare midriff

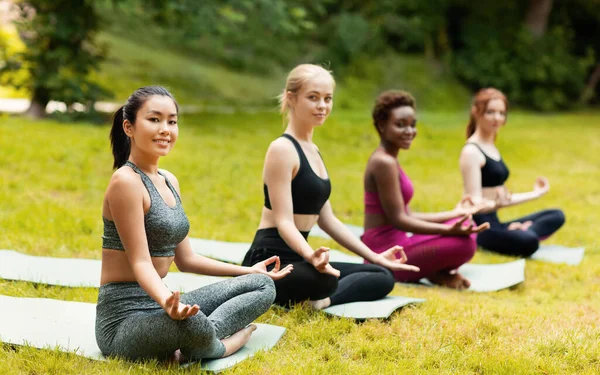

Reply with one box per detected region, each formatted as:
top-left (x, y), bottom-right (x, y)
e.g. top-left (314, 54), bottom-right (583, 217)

top-left (100, 249), bottom-right (174, 285)
top-left (257, 207), bottom-right (318, 233)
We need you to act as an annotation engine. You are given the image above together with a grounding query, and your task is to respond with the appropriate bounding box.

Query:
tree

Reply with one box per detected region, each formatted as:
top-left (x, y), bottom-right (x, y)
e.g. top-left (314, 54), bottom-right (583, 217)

top-left (0, 0), bottom-right (109, 118)
top-left (525, 0), bottom-right (553, 39)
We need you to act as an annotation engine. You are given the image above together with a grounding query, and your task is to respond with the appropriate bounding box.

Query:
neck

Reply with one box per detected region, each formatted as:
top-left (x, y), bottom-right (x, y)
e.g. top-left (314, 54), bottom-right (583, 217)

top-left (286, 116), bottom-right (314, 143)
top-left (128, 149), bottom-right (160, 176)
top-left (471, 127), bottom-right (496, 144)
top-left (379, 139), bottom-right (400, 158)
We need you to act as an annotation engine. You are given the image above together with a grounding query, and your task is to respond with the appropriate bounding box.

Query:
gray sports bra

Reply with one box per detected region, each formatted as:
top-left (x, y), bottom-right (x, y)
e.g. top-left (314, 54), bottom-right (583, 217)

top-left (102, 161), bottom-right (190, 257)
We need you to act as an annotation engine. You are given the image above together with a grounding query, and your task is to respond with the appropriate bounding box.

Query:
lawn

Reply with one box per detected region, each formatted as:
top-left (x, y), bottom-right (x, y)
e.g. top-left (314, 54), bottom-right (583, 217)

top-left (0, 109), bottom-right (599, 374)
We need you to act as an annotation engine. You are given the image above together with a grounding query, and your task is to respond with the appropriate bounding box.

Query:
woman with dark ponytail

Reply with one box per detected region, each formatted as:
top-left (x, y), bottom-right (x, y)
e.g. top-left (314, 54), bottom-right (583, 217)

top-left (459, 88), bottom-right (566, 257)
top-left (96, 86), bottom-right (292, 362)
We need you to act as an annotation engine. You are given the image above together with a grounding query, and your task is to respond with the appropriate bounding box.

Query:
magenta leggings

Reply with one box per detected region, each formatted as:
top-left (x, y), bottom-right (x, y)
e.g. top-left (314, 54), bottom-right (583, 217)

top-left (361, 218), bottom-right (476, 282)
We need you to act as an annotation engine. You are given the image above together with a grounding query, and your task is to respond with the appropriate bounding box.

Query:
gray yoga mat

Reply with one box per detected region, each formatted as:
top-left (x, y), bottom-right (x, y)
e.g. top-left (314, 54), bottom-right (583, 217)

top-left (0, 295), bottom-right (286, 372)
top-left (531, 245), bottom-right (585, 265)
top-left (0, 250), bottom-right (223, 291)
top-left (189, 238), bottom-right (250, 265)
top-left (310, 224), bottom-right (363, 240)
top-left (0, 250), bottom-right (420, 318)
top-left (417, 259), bottom-right (526, 292)
top-left (322, 296), bottom-right (425, 319)
top-left (311, 224), bottom-right (583, 265)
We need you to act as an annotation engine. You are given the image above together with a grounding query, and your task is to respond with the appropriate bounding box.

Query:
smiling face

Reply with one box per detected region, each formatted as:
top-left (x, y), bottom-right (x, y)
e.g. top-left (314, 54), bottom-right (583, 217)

top-left (476, 98), bottom-right (507, 134)
top-left (124, 95), bottom-right (179, 158)
top-left (379, 105), bottom-right (417, 150)
top-left (289, 72), bottom-right (334, 127)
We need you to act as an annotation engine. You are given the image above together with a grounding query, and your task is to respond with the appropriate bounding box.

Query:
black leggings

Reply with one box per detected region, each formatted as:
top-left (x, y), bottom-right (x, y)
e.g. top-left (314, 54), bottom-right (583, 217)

top-left (242, 228), bottom-right (395, 307)
top-left (473, 209), bottom-right (565, 257)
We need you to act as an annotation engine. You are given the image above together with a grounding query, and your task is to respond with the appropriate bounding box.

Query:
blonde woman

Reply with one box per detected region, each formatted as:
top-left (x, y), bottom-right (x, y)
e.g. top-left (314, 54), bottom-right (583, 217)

top-left (242, 65), bottom-right (419, 309)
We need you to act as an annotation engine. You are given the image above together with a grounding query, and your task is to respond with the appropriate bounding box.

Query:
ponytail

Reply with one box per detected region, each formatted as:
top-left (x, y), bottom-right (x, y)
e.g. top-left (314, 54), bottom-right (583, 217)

top-left (466, 115), bottom-right (477, 139)
top-left (110, 106), bottom-right (130, 169)
top-left (108, 86), bottom-right (179, 169)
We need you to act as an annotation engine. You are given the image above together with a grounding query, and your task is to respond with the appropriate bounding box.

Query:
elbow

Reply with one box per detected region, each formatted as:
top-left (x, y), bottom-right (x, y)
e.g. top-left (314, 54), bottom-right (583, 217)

top-left (390, 215), bottom-right (411, 232)
top-left (174, 257), bottom-right (191, 273)
top-left (274, 218), bottom-right (296, 232)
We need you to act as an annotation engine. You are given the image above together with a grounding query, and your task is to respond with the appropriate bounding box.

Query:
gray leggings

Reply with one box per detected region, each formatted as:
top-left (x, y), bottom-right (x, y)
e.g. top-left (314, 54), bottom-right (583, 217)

top-left (95, 273), bottom-right (275, 361)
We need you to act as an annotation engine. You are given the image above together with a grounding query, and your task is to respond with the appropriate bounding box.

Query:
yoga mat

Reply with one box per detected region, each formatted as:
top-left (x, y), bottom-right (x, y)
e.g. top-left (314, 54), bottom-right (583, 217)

top-left (190, 238), bottom-right (364, 265)
top-left (189, 238), bottom-right (250, 265)
top-left (0, 295), bottom-right (285, 372)
top-left (0, 249), bottom-right (523, 293)
top-left (0, 250), bottom-right (223, 291)
top-left (310, 224), bottom-right (363, 240)
top-left (531, 244), bottom-right (585, 266)
top-left (418, 259), bottom-right (526, 292)
top-left (322, 296), bottom-right (425, 319)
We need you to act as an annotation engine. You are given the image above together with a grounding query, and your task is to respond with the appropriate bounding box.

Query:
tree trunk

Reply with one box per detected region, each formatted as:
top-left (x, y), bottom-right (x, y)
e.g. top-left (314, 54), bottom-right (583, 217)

top-left (580, 63), bottom-right (600, 105)
top-left (525, 0), bottom-right (553, 39)
top-left (25, 87), bottom-right (50, 118)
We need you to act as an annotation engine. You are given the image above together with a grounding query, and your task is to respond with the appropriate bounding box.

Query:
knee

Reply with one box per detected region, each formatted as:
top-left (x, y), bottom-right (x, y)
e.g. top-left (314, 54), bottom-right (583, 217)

top-left (313, 273), bottom-right (339, 299)
top-left (250, 273), bottom-right (277, 304)
top-left (459, 237), bottom-right (477, 258)
top-left (380, 268), bottom-right (396, 296)
top-left (518, 233), bottom-right (539, 257)
top-left (182, 314), bottom-right (217, 342)
top-left (550, 209), bottom-right (566, 227)
top-left (448, 237), bottom-right (477, 262)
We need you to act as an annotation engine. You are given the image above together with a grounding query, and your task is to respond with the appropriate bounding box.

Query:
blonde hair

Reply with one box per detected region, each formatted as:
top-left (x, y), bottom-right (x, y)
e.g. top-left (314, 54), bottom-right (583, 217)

top-left (278, 64), bottom-right (336, 116)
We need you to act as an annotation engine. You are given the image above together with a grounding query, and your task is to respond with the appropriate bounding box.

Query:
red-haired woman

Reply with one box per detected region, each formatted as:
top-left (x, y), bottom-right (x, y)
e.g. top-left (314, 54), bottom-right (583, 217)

top-left (459, 88), bottom-right (565, 257)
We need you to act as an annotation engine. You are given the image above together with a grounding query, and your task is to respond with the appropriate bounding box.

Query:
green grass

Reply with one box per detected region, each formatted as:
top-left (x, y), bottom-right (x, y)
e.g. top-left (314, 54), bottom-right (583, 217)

top-left (1, 110), bottom-right (599, 374)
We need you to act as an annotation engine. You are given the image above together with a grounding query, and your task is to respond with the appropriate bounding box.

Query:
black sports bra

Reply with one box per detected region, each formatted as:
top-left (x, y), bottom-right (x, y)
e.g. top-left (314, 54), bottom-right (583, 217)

top-left (467, 143), bottom-right (510, 187)
top-left (264, 134), bottom-right (332, 214)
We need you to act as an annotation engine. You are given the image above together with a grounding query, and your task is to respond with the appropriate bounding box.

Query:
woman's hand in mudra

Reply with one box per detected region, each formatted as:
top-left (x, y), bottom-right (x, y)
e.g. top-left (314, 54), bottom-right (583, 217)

top-left (375, 245), bottom-right (420, 272)
top-left (251, 256), bottom-right (294, 280)
top-left (164, 291), bottom-right (199, 321)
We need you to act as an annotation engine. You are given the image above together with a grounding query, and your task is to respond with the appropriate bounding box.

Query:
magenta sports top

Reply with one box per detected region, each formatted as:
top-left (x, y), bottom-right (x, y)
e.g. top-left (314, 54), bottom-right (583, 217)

top-left (365, 166), bottom-right (414, 215)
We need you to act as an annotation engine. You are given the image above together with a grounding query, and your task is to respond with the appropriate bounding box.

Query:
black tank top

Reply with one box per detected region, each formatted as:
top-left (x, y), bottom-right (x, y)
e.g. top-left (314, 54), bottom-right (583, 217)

top-left (264, 134), bottom-right (331, 214)
top-left (467, 143), bottom-right (510, 187)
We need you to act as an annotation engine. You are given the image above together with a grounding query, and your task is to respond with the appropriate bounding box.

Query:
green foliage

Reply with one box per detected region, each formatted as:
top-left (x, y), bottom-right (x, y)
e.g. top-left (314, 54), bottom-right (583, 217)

top-left (335, 53), bottom-right (470, 111)
top-left (0, 0), bottom-right (111, 112)
top-left (100, 0), bottom-right (317, 74)
top-left (319, 12), bottom-right (372, 67)
top-left (0, 24), bottom-right (29, 98)
top-left (453, 24), bottom-right (594, 111)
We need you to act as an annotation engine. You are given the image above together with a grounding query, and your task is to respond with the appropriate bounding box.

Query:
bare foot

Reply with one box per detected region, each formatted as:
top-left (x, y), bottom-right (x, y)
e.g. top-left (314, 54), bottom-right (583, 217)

top-left (166, 349), bottom-right (185, 367)
top-left (427, 271), bottom-right (471, 290)
top-left (221, 324), bottom-right (257, 357)
top-left (309, 297), bottom-right (331, 310)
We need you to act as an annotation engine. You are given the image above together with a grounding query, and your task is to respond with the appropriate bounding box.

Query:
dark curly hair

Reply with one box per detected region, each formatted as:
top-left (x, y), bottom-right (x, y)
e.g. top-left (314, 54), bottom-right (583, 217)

top-left (372, 90), bottom-right (416, 134)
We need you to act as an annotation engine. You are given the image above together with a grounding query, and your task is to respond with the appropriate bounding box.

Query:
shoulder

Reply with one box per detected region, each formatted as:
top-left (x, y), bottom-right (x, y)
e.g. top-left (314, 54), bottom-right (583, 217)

top-left (369, 152), bottom-right (398, 171)
top-left (266, 137), bottom-right (298, 162)
top-left (109, 166), bottom-right (142, 189)
top-left (460, 143), bottom-right (485, 164)
top-left (106, 166), bottom-right (144, 200)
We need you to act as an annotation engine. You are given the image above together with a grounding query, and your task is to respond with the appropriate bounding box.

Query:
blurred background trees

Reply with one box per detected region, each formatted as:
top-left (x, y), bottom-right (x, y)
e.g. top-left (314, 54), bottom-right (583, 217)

top-left (0, 0), bottom-right (598, 117)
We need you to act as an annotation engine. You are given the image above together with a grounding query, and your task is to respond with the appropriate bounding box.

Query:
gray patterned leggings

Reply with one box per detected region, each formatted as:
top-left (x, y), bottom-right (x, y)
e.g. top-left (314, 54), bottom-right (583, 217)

top-left (95, 273), bottom-right (275, 361)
